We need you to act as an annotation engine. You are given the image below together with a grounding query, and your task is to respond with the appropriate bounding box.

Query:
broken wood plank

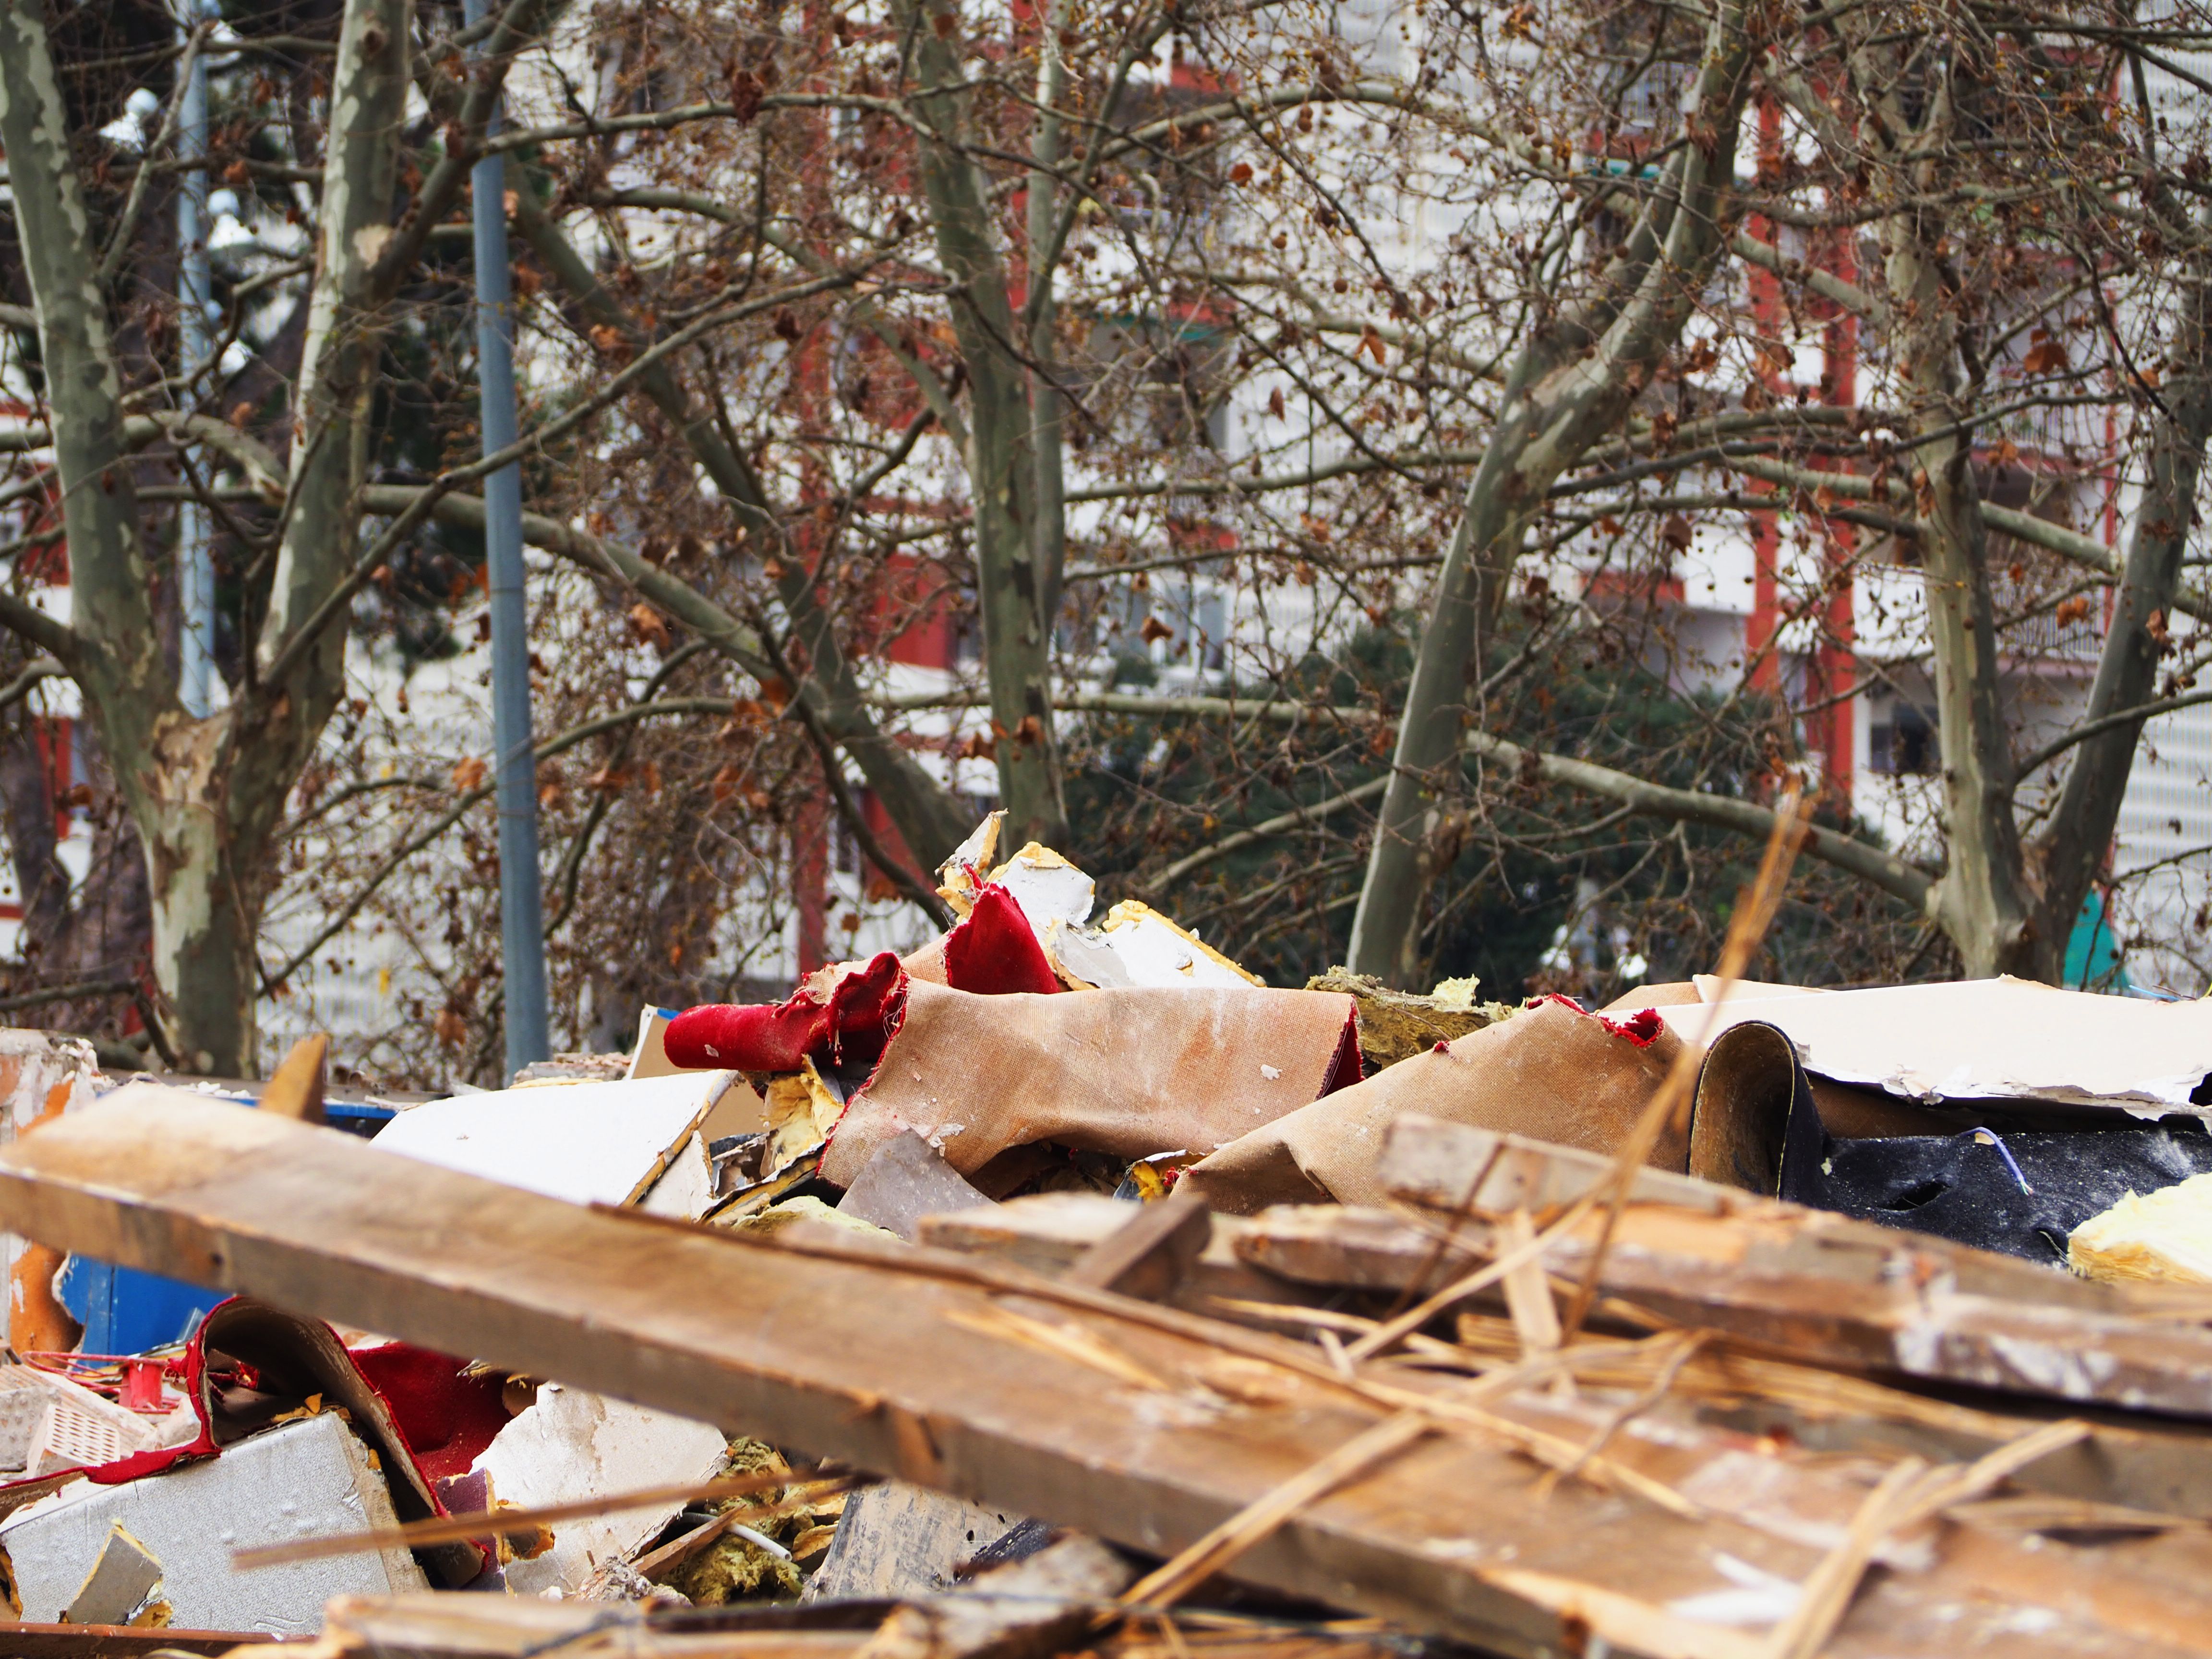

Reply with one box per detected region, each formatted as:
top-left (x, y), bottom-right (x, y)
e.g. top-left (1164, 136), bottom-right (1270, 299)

top-left (260, 1034), bottom-right (329, 1125)
top-left (1063, 1192), bottom-right (1212, 1301)
top-left (311, 1594), bottom-right (874, 1659)
top-left (1381, 1114), bottom-right (2207, 1316)
top-left (302, 1594), bottom-right (1418, 1659)
top-left (916, 1194), bottom-right (1314, 1319)
top-left (1446, 1307), bottom-right (2212, 1522)
top-left (0, 1627), bottom-right (293, 1657)
top-left (1278, 1115), bottom-right (2212, 1417)
top-left (1241, 1201), bottom-right (2212, 1417)
top-left (4, 1089), bottom-right (2211, 1659)
top-left (855, 1534), bottom-right (1132, 1659)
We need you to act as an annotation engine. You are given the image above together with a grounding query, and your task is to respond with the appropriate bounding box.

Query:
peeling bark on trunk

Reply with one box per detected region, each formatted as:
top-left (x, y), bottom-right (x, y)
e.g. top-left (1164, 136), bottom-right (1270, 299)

top-left (1345, 0), bottom-right (1760, 985)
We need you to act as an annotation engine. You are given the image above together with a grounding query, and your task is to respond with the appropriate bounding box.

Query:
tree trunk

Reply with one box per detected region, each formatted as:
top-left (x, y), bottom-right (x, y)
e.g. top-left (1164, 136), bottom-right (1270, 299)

top-left (1858, 52), bottom-right (2034, 979)
top-left (1026, 0), bottom-right (1073, 648)
top-left (140, 748), bottom-right (259, 1073)
top-left (1346, 0), bottom-right (1760, 984)
top-left (2029, 233), bottom-right (2212, 976)
top-left (899, 0), bottom-right (1070, 851)
top-left (0, 0), bottom-right (409, 1075)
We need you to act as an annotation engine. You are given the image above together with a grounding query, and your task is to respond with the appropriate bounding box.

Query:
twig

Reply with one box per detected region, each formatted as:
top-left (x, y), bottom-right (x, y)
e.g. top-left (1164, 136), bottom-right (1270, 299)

top-left (1762, 1420), bottom-right (2091, 1659)
top-left (0, 657), bottom-right (63, 712)
top-left (0, 978), bottom-right (138, 1013)
top-left (232, 1471), bottom-right (864, 1569)
top-left (1556, 784), bottom-right (1813, 1342)
top-left (1116, 1413), bottom-right (1433, 1614)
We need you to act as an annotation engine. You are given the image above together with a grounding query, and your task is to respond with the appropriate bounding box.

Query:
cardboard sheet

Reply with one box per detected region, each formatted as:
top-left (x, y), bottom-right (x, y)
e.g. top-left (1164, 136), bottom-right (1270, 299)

top-left (1656, 977), bottom-right (2212, 1113)
top-left (373, 1071), bottom-right (735, 1206)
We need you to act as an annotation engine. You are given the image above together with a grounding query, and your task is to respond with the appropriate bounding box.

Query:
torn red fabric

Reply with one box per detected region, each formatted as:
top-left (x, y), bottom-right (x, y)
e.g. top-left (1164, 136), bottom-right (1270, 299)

top-left (667, 950), bottom-right (909, 1071)
top-left (1527, 993), bottom-right (1660, 1048)
top-left (1596, 1006), bottom-right (1663, 1047)
top-left (943, 883), bottom-right (1061, 997)
top-left (349, 1343), bottom-right (510, 1482)
top-left (79, 1337), bottom-right (215, 1486)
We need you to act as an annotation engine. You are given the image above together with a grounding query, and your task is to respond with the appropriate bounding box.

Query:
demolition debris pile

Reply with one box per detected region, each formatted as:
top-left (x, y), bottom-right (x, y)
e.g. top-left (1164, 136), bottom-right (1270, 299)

top-left (4, 811), bottom-right (2212, 1657)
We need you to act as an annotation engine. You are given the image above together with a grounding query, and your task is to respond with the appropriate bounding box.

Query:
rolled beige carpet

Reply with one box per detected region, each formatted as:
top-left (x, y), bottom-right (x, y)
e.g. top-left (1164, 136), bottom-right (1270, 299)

top-left (1180, 996), bottom-right (1688, 1214)
top-left (820, 978), bottom-right (1360, 1187)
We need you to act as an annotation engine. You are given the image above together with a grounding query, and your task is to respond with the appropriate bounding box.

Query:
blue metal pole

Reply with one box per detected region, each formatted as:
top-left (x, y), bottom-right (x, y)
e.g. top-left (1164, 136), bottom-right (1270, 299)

top-left (462, 0), bottom-right (549, 1076)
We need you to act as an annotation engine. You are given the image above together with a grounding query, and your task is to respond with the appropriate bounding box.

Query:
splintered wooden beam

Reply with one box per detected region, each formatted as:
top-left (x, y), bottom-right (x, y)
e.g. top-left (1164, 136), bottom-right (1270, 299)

top-left (1341, 1115), bottom-right (2212, 1418)
top-left (307, 1594), bottom-right (1424, 1659)
top-left (4, 1088), bottom-right (2212, 1659)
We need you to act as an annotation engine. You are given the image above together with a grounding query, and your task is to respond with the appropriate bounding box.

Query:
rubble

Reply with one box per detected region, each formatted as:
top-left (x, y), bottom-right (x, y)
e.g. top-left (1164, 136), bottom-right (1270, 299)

top-left (804, 1481), bottom-right (1025, 1602)
top-left (10, 822), bottom-right (2212, 1656)
top-left (836, 1133), bottom-right (995, 1242)
top-left (810, 978), bottom-right (1361, 1188)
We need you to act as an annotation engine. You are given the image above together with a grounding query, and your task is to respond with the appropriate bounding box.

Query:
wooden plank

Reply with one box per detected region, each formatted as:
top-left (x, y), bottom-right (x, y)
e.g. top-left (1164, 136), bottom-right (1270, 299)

top-left (915, 1195), bottom-right (1313, 1320)
top-left (1334, 1115), bottom-right (2212, 1415)
top-left (1062, 1191), bottom-right (1213, 1300)
top-left (0, 1624), bottom-right (292, 1656)
top-left (310, 1596), bottom-right (1419, 1659)
top-left (1442, 1309), bottom-right (2212, 1523)
top-left (1, 1090), bottom-right (2208, 1659)
top-left (938, 1152), bottom-right (2212, 1521)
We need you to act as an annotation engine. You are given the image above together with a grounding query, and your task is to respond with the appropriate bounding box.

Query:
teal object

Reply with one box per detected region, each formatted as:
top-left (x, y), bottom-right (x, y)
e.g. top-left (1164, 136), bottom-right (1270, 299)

top-left (2064, 888), bottom-right (2128, 991)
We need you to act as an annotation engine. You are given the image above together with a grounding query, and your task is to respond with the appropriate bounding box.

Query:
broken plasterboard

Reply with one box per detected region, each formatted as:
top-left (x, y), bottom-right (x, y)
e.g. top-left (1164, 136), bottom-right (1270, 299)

top-left (623, 1011), bottom-right (769, 1144)
top-left (985, 842), bottom-right (1095, 937)
top-left (61, 1520), bottom-right (165, 1625)
top-left (1080, 900), bottom-right (1261, 990)
top-left (638, 1133), bottom-right (716, 1220)
top-left (372, 1070), bottom-right (737, 1207)
top-left (935, 812), bottom-right (1007, 916)
top-left (469, 1382), bottom-right (727, 1597)
top-left (0, 1408), bottom-right (428, 1632)
top-left (1656, 975), bottom-right (2212, 1113)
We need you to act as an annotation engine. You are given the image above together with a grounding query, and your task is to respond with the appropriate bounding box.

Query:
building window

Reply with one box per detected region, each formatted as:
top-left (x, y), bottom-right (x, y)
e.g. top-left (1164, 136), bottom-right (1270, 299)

top-left (1870, 706), bottom-right (1937, 776)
